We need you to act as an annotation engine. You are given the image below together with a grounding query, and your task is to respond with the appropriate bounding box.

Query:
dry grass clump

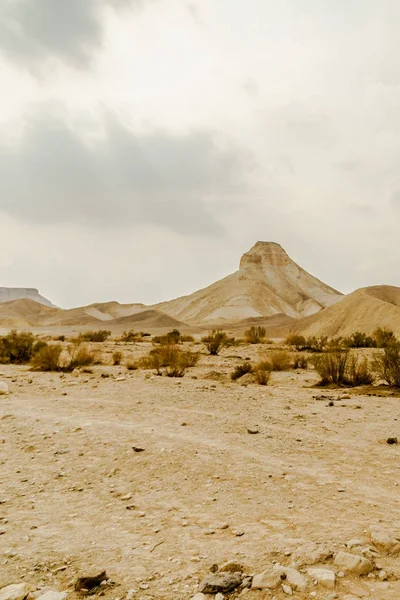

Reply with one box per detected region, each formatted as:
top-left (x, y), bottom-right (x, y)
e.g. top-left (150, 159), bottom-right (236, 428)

top-left (312, 350), bottom-right (374, 387)
top-left (119, 330), bottom-right (141, 343)
top-left (231, 360), bottom-right (271, 385)
top-left (372, 342), bottom-right (400, 387)
top-left (79, 330), bottom-right (111, 343)
top-left (268, 350), bottom-right (292, 371)
top-left (245, 326), bottom-right (266, 344)
top-left (138, 344), bottom-right (199, 377)
top-left (0, 330), bottom-right (39, 364)
top-left (126, 360), bottom-right (138, 371)
top-left (31, 341), bottom-right (96, 372)
top-left (202, 330), bottom-right (227, 355)
top-left (292, 355), bottom-right (309, 369)
top-left (112, 351), bottom-right (122, 366)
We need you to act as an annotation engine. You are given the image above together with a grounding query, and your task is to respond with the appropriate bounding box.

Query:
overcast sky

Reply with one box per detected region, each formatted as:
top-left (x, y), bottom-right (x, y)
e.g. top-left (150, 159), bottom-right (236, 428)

top-left (0, 0), bottom-right (399, 308)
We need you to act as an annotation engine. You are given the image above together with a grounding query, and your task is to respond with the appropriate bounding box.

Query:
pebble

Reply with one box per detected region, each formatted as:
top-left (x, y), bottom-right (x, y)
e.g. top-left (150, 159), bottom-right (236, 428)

top-left (0, 584), bottom-right (28, 600)
top-left (0, 381), bottom-right (9, 395)
top-left (198, 573), bottom-right (242, 594)
top-left (334, 551), bottom-right (373, 575)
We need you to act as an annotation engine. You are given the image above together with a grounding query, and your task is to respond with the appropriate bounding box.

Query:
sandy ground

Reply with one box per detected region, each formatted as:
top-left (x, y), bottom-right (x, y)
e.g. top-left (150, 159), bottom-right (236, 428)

top-left (1, 343), bottom-right (400, 599)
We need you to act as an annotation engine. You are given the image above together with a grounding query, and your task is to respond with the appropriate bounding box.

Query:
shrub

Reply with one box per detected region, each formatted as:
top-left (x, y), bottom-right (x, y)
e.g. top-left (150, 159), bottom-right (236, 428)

top-left (231, 362), bottom-right (253, 380)
top-left (373, 342), bottom-right (400, 387)
top-left (245, 326), bottom-right (266, 344)
top-left (139, 344), bottom-right (199, 377)
top-left (126, 360), bottom-right (138, 371)
top-left (69, 343), bottom-right (96, 369)
top-left (113, 351), bottom-right (122, 366)
top-left (79, 330), bottom-right (111, 343)
top-left (292, 355), bottom-right (308, 369)
top-left (253, 361), bottom-right (272, 385)
top-left (56, 335), bottom-right (66, 342)
top-left (120, 330), bottom-right (140, 343)
top-left (373, 327), bottom-right (396, 348)
top-left (269, 350), bottom-right (292, 371)
top-left (0, 330), bottom-right (36, 364)
top-left (312, 351), bottom-right (374, 387)
top-left (181, 334), bottom-right (195, 342)
top-left (343, 331), bottom-right (376, 348)
top-left (304, 336), bottom-right (328, 353)
top-left (202, 330), bottom-right (227, 355)
top-left (285, 335), bottom-right (307, 351)
top-left (31, 344), bottom-right (63, 371)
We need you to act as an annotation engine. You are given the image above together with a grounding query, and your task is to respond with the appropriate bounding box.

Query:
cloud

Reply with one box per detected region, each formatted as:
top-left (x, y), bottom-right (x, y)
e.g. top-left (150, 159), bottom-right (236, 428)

top-left (0, 0), bottom-right (145, 71)
top-left (0, 111), bottom-right (251, 235)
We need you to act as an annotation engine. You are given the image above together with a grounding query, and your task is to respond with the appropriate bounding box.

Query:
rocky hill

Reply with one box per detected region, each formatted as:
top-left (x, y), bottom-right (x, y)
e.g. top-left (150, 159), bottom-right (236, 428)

top-left (155, 242), bottom-right (343, 324)
top-left (0, 287), bottom-right (55, 307)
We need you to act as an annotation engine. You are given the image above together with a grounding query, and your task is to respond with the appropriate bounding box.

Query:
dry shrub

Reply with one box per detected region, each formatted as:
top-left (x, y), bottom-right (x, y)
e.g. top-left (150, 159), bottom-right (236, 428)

top-left (202, 330), bottom-right (227, 355)
top-left (79, 330), bottom-right (111, 343)
top-left (292, 355), bottom-right (309, 369)
top-left (268, 350), bottom-right (292, 371)
top-left (126, 360), bottom-right (138, 371)
top-left (139, 344), bottom-right (199, 377)
top-left (253, 361), bottom-right (272, 385)
top-left (120, 330), bottom-right (140, 343)
top-left (68, 343), bottom-right (96, 369)
top-left (245, 326), bottom-right (266, 344)
top-left (0, 330), bottom-right (37, 364)
top-left (113, 351), bottom-right (122, 366)
top-left (285, 335), bottom-right (307, 351)
top-left (231, 362), bottom-right (253, 380)
top-left (312, 351), bottom-right (374, 387)
top-left (372, 342), bottom-right (400, 387)
top-left (31, 344), bottom-right (63, 371)
top-left (373, 327), bottom-right (396, 348)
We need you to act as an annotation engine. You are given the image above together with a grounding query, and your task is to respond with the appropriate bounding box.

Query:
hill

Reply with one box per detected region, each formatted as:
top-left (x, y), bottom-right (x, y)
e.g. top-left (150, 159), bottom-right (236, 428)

top-left (0, 287), bottom-right (55, 307)
top-left (155, 241), bottom-right (342, 324)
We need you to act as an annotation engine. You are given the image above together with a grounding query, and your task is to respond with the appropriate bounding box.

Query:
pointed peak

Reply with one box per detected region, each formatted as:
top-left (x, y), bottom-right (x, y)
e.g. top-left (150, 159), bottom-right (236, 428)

top-left (240, 241), bottom-right (291, 269)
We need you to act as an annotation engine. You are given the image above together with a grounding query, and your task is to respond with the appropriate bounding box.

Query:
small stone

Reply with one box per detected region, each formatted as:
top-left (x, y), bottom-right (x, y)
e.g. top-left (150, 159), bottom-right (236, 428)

top-left (191, 595), bottom-right (206, 600)
top-left (307, 568), bottom-right (335, 590)
top-left (282, 584), bottom-right (293, 595)
top-left (219, 561), bottom-right (245, 574)
top-left (0, 585), bottom-right (28, 600)
top-left (35, 592), bottom-right (67, 600)
top-left (251, 571), bottom-right (281, 590)
top-left (199, 573), bottom-right (242, 594)
top-left (0, 381), bottom-right (9, 395)
top-left (247, 428), bottom-right (259, 434)
top-left (126, 591), bottom-right (136, 600)
top-left (215, 594), bottom-right (224, 600)
top-left (369, 525), bottom-right (400, 555)
top-left (272, 565), bottom-right (307, 591)
top-left (378, 569), bottom-right (388, 581)
top-left (334, 551), bottom-right (373, 575)
top-left (386, 437), bottom-right (398, 444)
top-left (120, 494), bottom-right (132, 501)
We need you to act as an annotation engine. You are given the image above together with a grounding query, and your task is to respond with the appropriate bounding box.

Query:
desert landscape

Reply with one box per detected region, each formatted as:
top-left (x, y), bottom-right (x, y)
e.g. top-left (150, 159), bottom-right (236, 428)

top-left (1, 242), bottom-right (400, 600)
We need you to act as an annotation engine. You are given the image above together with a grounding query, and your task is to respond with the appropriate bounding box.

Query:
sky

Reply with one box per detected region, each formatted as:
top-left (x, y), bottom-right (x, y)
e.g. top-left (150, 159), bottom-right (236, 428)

top-left (0, 0), bottom-right (399, 308)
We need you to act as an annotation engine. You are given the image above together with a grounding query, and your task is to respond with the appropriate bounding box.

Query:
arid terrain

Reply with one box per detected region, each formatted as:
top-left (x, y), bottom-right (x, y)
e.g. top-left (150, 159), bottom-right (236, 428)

top-left (1, 338), bottom-right (400, 600)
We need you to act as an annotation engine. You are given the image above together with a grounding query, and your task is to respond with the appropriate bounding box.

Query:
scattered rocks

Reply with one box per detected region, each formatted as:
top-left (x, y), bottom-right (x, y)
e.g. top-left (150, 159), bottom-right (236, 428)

top-left (198, 573), bottom-right (242, 594)
top-left (369, 525), bottom-right (400, 555)
top-left (272, 565), bottom-right (307, 591)
top-left (307, 568), bottom-right (335, 589)
top-left (251, 570), bottom-right (281, 590)
top-left (334, 551), bottom-right (374, 575)
top-left (0, 584), bottom-right (28, 600)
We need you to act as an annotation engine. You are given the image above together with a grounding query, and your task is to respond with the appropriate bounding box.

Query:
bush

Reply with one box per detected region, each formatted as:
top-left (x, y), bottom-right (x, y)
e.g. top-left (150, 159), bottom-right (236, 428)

top-left (373, 342), bottom-right (400, 387)
top-left (231, 362), bottom-right (253, 380)
top-left (292, 355), bottom-right (308, 369)
top-left (312, 351), bottom-right (374, 387)
top-left (139, 344), bottom-right (199, 377)
top-left (269, 350), bottom-right (292, 371)
top-left (202, 330), bottom-right (227, 355)
top-left (245, 326), bottom-right (266, 344)
top-left (0, 330), bottom-right (36, 364)
top-left (181, 334), bottom-right (195, 342)
top-left (253, 361), bottom-right (272, 385)
top-left (113, 351), bottom-right (122, 366)
top-left (31, 344), bottom-right (63, 371)
top-left (304, 336), bottom-right (328, 353)
top-left (343, 331), bottom-right (376, 348)
top-left (56, 335), bottom-right (66, 342)
top-left (285, 335), bottom-right (307, 351)
top-left (120, 330), bottom-right (140, 343)
top-left (79, 330), bottom-right (111, 343)
top-left (69, 343), bottom-right (96, 369)
top-left (126, 360), bottom-right (138, 371)
top-left (373, 327), bottom-right (396, 348)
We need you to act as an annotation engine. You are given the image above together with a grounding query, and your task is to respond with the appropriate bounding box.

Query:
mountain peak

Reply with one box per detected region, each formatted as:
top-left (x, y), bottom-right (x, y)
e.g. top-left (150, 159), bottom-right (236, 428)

top-left (240, 241), bottom-right (290, 269)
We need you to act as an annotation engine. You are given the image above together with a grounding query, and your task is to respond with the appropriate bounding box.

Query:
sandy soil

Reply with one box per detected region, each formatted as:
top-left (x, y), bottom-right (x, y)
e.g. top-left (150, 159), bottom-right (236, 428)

top-left (1, 343), bottom-right (400, 599)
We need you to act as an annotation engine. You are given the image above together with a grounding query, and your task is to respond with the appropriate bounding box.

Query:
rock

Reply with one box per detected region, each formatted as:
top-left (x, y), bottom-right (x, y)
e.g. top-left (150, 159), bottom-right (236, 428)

top-left (282, 584), bottom-right (293, 595)
top-left (36, 593), bottom-right (67, 600)
top-left (247, 428), bottom-right (259, 434)
top-left (291, 542), bottom-right (333, 567)
top-left (334, 551), bottom-right (373, 575)
top-left (198, 573), bottom-right (242, 594)
top-left (251, 570), bottom-right (281, 590)
top-left (238, 373), bottom-right (256, 385)
top-left (343, 580), bottom-right (370, 597)
top-left (272, 564), bottom-right (307, 591)
top-left (215, 595), bottom-right (224, 600)
top-left (191, 595), bottom-right (206, 600)
top-left (386, 437), bottom-right (398, 444)
top-left (307, 568), bottom-right (335, 590)
top-left (75, 572), bottom-right (108, 593)
top-left (0, 584), bottom-right (28, 600)
top-left (0, 381), bottom-right (9, 395)
top-left (369, 525), bottom-right (400, 555)
top-left (378, 569), bottom-right (388, 581)
top-left (218, 561), bottom-right (245, 574)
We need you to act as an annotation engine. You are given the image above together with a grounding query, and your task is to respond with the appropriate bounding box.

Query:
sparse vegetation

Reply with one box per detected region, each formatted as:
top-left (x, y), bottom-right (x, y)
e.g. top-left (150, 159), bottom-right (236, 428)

top-left (79, 330), bottom-right (111, 343)
top-left (245, 326), bottom-right (266, 344)
top-left (253, 361), bottom-right (272, 385)
top-left (373, 327), bottom-right (396, 348)
top-left (120, 330), bottom-right (140, 343)
top-left (343, 331), bottom-right (376, 348)
top-left (268, 350), bottom-right (292, 371)
top-left (285, 335), bottom-right (307, 351)
top-left (139, 344), bottom-right (199, 377)
top-left (112, 351), bottom-right (122, 365)
top-left (31, 344), bottom-right (63, 372)
top-left (126, 360), bottom-right (138, 371)
top-left (30, 341), bottom-right (96, 372)
top-left (0, 331), bottom-right (37, 364)
top-left (231, 362), bottom-right (253, 380)
top-left (312, 350), bottom-right (374, 387)
top-left (202, 330), bottom-right (227, 355)
top-left (292, 355), bottom-right (309, 369)
top-left (373, 341), bottom-right (400, 387)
